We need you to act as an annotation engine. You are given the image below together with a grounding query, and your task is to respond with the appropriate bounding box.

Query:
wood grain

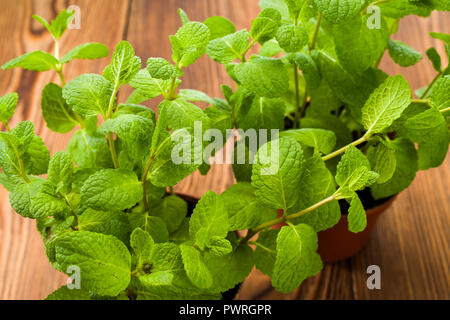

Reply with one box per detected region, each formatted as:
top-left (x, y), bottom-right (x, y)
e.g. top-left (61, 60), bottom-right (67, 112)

top-left (0, 0), bottom-right (449, 300)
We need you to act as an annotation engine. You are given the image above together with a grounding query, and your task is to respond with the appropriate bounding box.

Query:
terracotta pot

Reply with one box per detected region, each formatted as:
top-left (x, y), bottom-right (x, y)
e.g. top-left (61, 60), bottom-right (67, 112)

top-left (317, 195), bottom-right (398, 263)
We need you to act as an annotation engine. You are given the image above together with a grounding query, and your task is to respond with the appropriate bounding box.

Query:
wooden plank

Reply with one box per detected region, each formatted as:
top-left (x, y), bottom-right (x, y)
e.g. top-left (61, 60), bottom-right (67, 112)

top-left (0, 0), bottom-right (131, 300)
top-left (0, 0), bottom-right (449, 300)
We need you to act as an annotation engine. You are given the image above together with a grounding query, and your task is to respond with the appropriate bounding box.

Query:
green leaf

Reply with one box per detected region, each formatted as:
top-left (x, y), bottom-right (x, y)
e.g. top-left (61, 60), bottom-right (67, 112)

top-left (250, 17), bottom-right (279, 45)
top-left (189, 191), bottom-right (229, 249)
top-left (237, 97), bottom-right (286, 131)
top-left (81, 169), bottom-right (143, 212)
top-left (105, 41), bottom-right (141, 86)
top-left (0, 172), bottom-right (16, 191)
top-left (293, 52), bottom-right (321, 92)
top-left (130, 228), bottom-right (154, 269)
top-left (206, 30), bottom-right (250, 64)
top-left (221, 182), bottom-right (277, 231)
top-left (29, 183), bottom-right (70, 220)
top-left (34, 10), bottom-right (75, 40)
top-left (432, 0), bottom-right (450, 11)
top-left (203, 244), bottom-right (254, 293)
top-left (63, 74), bottom-right (114, 118)
top-left (371, 138), bottom-right (418, 199)
top-left (291, 155), bottom-right (341, 232)
top-left (1, 51), bottom-right (59, 71)
top-left (259, 39), bottom-right (282, 57)
top-left (276, 25), bottom-right (308, 53)
top-left (9, 178), bottom-right (46, 218)
top-left (272, 224), bottom-right (322, 293)
top-left (0, 92), bottom-right (18, 123)
top-left (366, 141), bottom-right (397, 184)
top-left (333, 14), bottom-right (389, 74)
top-left (158, 98), bottom-right (210, 131)
top-left (129, 213), bottom-right (169, 243)
top-left (379, 0), bottom-right (433, 18)
top-left (284, 0), bottom-right (305, 19)
top-left (347, 193), bottom-right (366, 233)
top-left (259, 0), bottom-right (291, 21)
top-left (336, 146), bottom-right (378, 191)
top-left (430, 75), bottom-right (450, 111)
top-left (400, 108), bottom-right (448, 170)
top-left (254, 229), bottom-right (278, 276)
top-left (22, 135), bottom-right (50, 175)
top-left (129, 69), bottom-right (178, 101)
top-left (67, 129), bottom-right (113, 169)
top-left (180, 245), bottom-right (213, 289)
top-left (41, 83), bottom-right (78, 133)
top-left (48, 151), bottom-right (74, 194)
top-left (312, 0), bottom-right (365, 23)
top-left (426, 47), bottom-right (442, 72)
top-left (178, 8), bottom-right (190, 25)
top-left (280, 128), bottom-right (336, 155)
top-left (235, 55), bottom-right (289, 98)
top-left (148, 128), bottom-right (201, 187)
top-left (206, 237), bottom-right (233, 256)
top-left (362, 75), bottom-right (412, 134)
top-left (149, 195), bottom-right (187, 233)
top-left (102, 113), bottom-right (154, 161)
top-left (0, 132), bottom-right (23, 180)
top-left (170, 22), bottom-right (210, 68)
top-left (252, 137), bottom-right (305, 211)
top-left (54, 231), bottom-right (131, 296)
top-left (387, 40), bottom-right (423, 67)
top-left (146, 57), bottom-right (182, 80)
top-left (60, 43), bottom-right (109, 64)
top-left (430, 32), bottom-right (450, 44)
top-left (46, 285), bottom-right (92, 300)
top-left (78, 209), bottom-right (131, 245)
top-left (204, 16), bottom-right (236, 40)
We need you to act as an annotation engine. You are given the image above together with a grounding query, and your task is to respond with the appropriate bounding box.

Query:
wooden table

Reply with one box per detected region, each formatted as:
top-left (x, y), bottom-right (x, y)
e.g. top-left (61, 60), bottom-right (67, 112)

top-left (0, 0), bottom-right (448, 300)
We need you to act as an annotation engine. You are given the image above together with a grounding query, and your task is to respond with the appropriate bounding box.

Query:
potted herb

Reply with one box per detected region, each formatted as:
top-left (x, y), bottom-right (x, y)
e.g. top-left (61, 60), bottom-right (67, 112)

top-left (0, 0), bottom-right (448, 300)
top-left (202, 0), bottom-right (450, 263)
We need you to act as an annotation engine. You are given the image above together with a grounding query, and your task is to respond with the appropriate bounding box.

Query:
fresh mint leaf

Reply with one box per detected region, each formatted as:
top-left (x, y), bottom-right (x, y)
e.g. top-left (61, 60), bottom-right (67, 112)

top-left (430, 75), bottom-right (450, 111)
top-left (280, 128), bottom-right (336, 155)
top-left (250, 17), bottom-right (279, 45)
top-left (426, 47), bottom-right (442, 72)
top-left (129, 69), bottom-right (178, 101)
top-left (362, 75), bottom-right (412, 134)
top-left (149, 195), bottom-right (187, 233)
top-left (2, 51), bottom-right (59, 72)
top-left (54, 231), bottom-right (131, 296)
top-left (63, 74), bottom-right (114, 118)
top-left (252, 137), bottom-right (305, 211)
top-left (388, 40), bottom-right (423, 67)
top-left (0, 92), bottom-right (18, 124)
top-left (9, 178), bottom-right (46, 218)
top-left (204, 16), bottom-right (236, 40)
top-left (312, 0), bottom-right (365, 23)
top-left (81, 169), bottom-right (143, 212)
top-left (158, 98), bottom-right (210, 131)
top-left (180, 245), bottom-right (213, 289)
top-left (237, 97), bottom-right (286, 131)
top-left (272, 224), bottom-right (322, 293)
top-left (22, 135), bottom-right (50, 176)
top-left (189, 191), bottom-right (229, 249)
top-left (206, 237), bottom-right (233, 256)
top-left (293, 52), bottom-right (321, 92)
top-left (371, 138), bottom-right (418, 199)
top-left (178, 8), bottom-right (190, 25)
top-left (254, 229), bottom-right (278, 276)
top-left (34, 10), bottom-right (75, 40)
top-left (366, 141), bottom-right (397, 184)
top-left (130, 228), bottom-right (154, 269)
top-left (60, 43), bottom-right (109, 64)
top-left (221, 182), bottom-right (277, 231)
top-left (41, 83), bottom-right (78, 133)
top-left (333, 14), bottom-right (389, 73)
top-left (67, 129), bottom-right (113, 169)
top-left (347, 193), bottom-right (366, 233)
top-left (48, 151), bottom-right (74, 194)
top-left (379, 0), bottom-right (433, 18)
top-left (259, 39), bottom-right (282, 57)
top-left (206, 30), bottom-right (250, 64)
top-left (146, 57), bottom-right (183, 80)
top-left (105, 41), bottom-right (141, 86)
top-left (429, 32), bottom-right (450, 44)
top-left (276, 25), bottom-right (308, 53)
top-left (170, 22), bottom-right (210, 68)
top-left (128, 213), bottom-right (170, 243)
top-left (235, 55), bottom-right (289, 98)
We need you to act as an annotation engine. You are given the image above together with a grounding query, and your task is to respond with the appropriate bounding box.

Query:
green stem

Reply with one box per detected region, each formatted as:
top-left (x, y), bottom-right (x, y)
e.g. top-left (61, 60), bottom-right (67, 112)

top-left (107, 133), bottom-right (119, 169)
top-left (167, 77), bottom-right (178, 100)
top-left (56, 69), bottom-right (66, 86)
top-left (440, 106), bottom-right (450, 113)
top-left (243, 194), bottom-right (338, 242)
top-left (420, 71), bottom-right (443, 99)
top-left (322, 135), bottom-right (369, 161)
top-left (412, 99), bottom-right (430, 104)
top-left (241, 39), bottom-right (257, 62)
top-left (310, 13), bottom-right (322, 50)
top-left (141, 155), bottom-right (156, 213)
top-left (293, 65), bottom-right (301, 128)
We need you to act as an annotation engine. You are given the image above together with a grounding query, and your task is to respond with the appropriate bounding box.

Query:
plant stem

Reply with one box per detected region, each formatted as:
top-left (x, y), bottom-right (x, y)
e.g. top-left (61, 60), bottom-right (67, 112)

top-left (440, 106), bottom-right (450, 113)
top-left (242, 194), bottom-right (338, 242)
top-left (293, 65), bottom-right (301, 128)
top-left (241, 39), bottom-right (257, 62)
top-left (420, 71), bottom-right (443, 99)
top-left (310, 13), bottom-right (322, 50)
top-left (56, 69), bottom-right (66, 86)
top-left (411, 99), bottom-right (430, 104)
top-left (141, 154), bottom-right (155, 213)
top-left (107, 133), bottom-right (120, 169)
top-left (322, 135), bottom-right (369, 161)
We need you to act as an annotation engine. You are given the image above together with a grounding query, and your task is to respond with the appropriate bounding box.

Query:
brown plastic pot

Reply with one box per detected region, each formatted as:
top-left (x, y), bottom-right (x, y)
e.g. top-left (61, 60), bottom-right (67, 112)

top-left (317, 195), bottom-right (398, 263)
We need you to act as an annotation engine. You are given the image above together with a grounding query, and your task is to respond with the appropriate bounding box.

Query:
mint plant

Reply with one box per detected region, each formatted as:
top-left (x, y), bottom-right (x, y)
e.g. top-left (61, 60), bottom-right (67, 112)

top-left (0, 2), bottom-right (449, 300)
